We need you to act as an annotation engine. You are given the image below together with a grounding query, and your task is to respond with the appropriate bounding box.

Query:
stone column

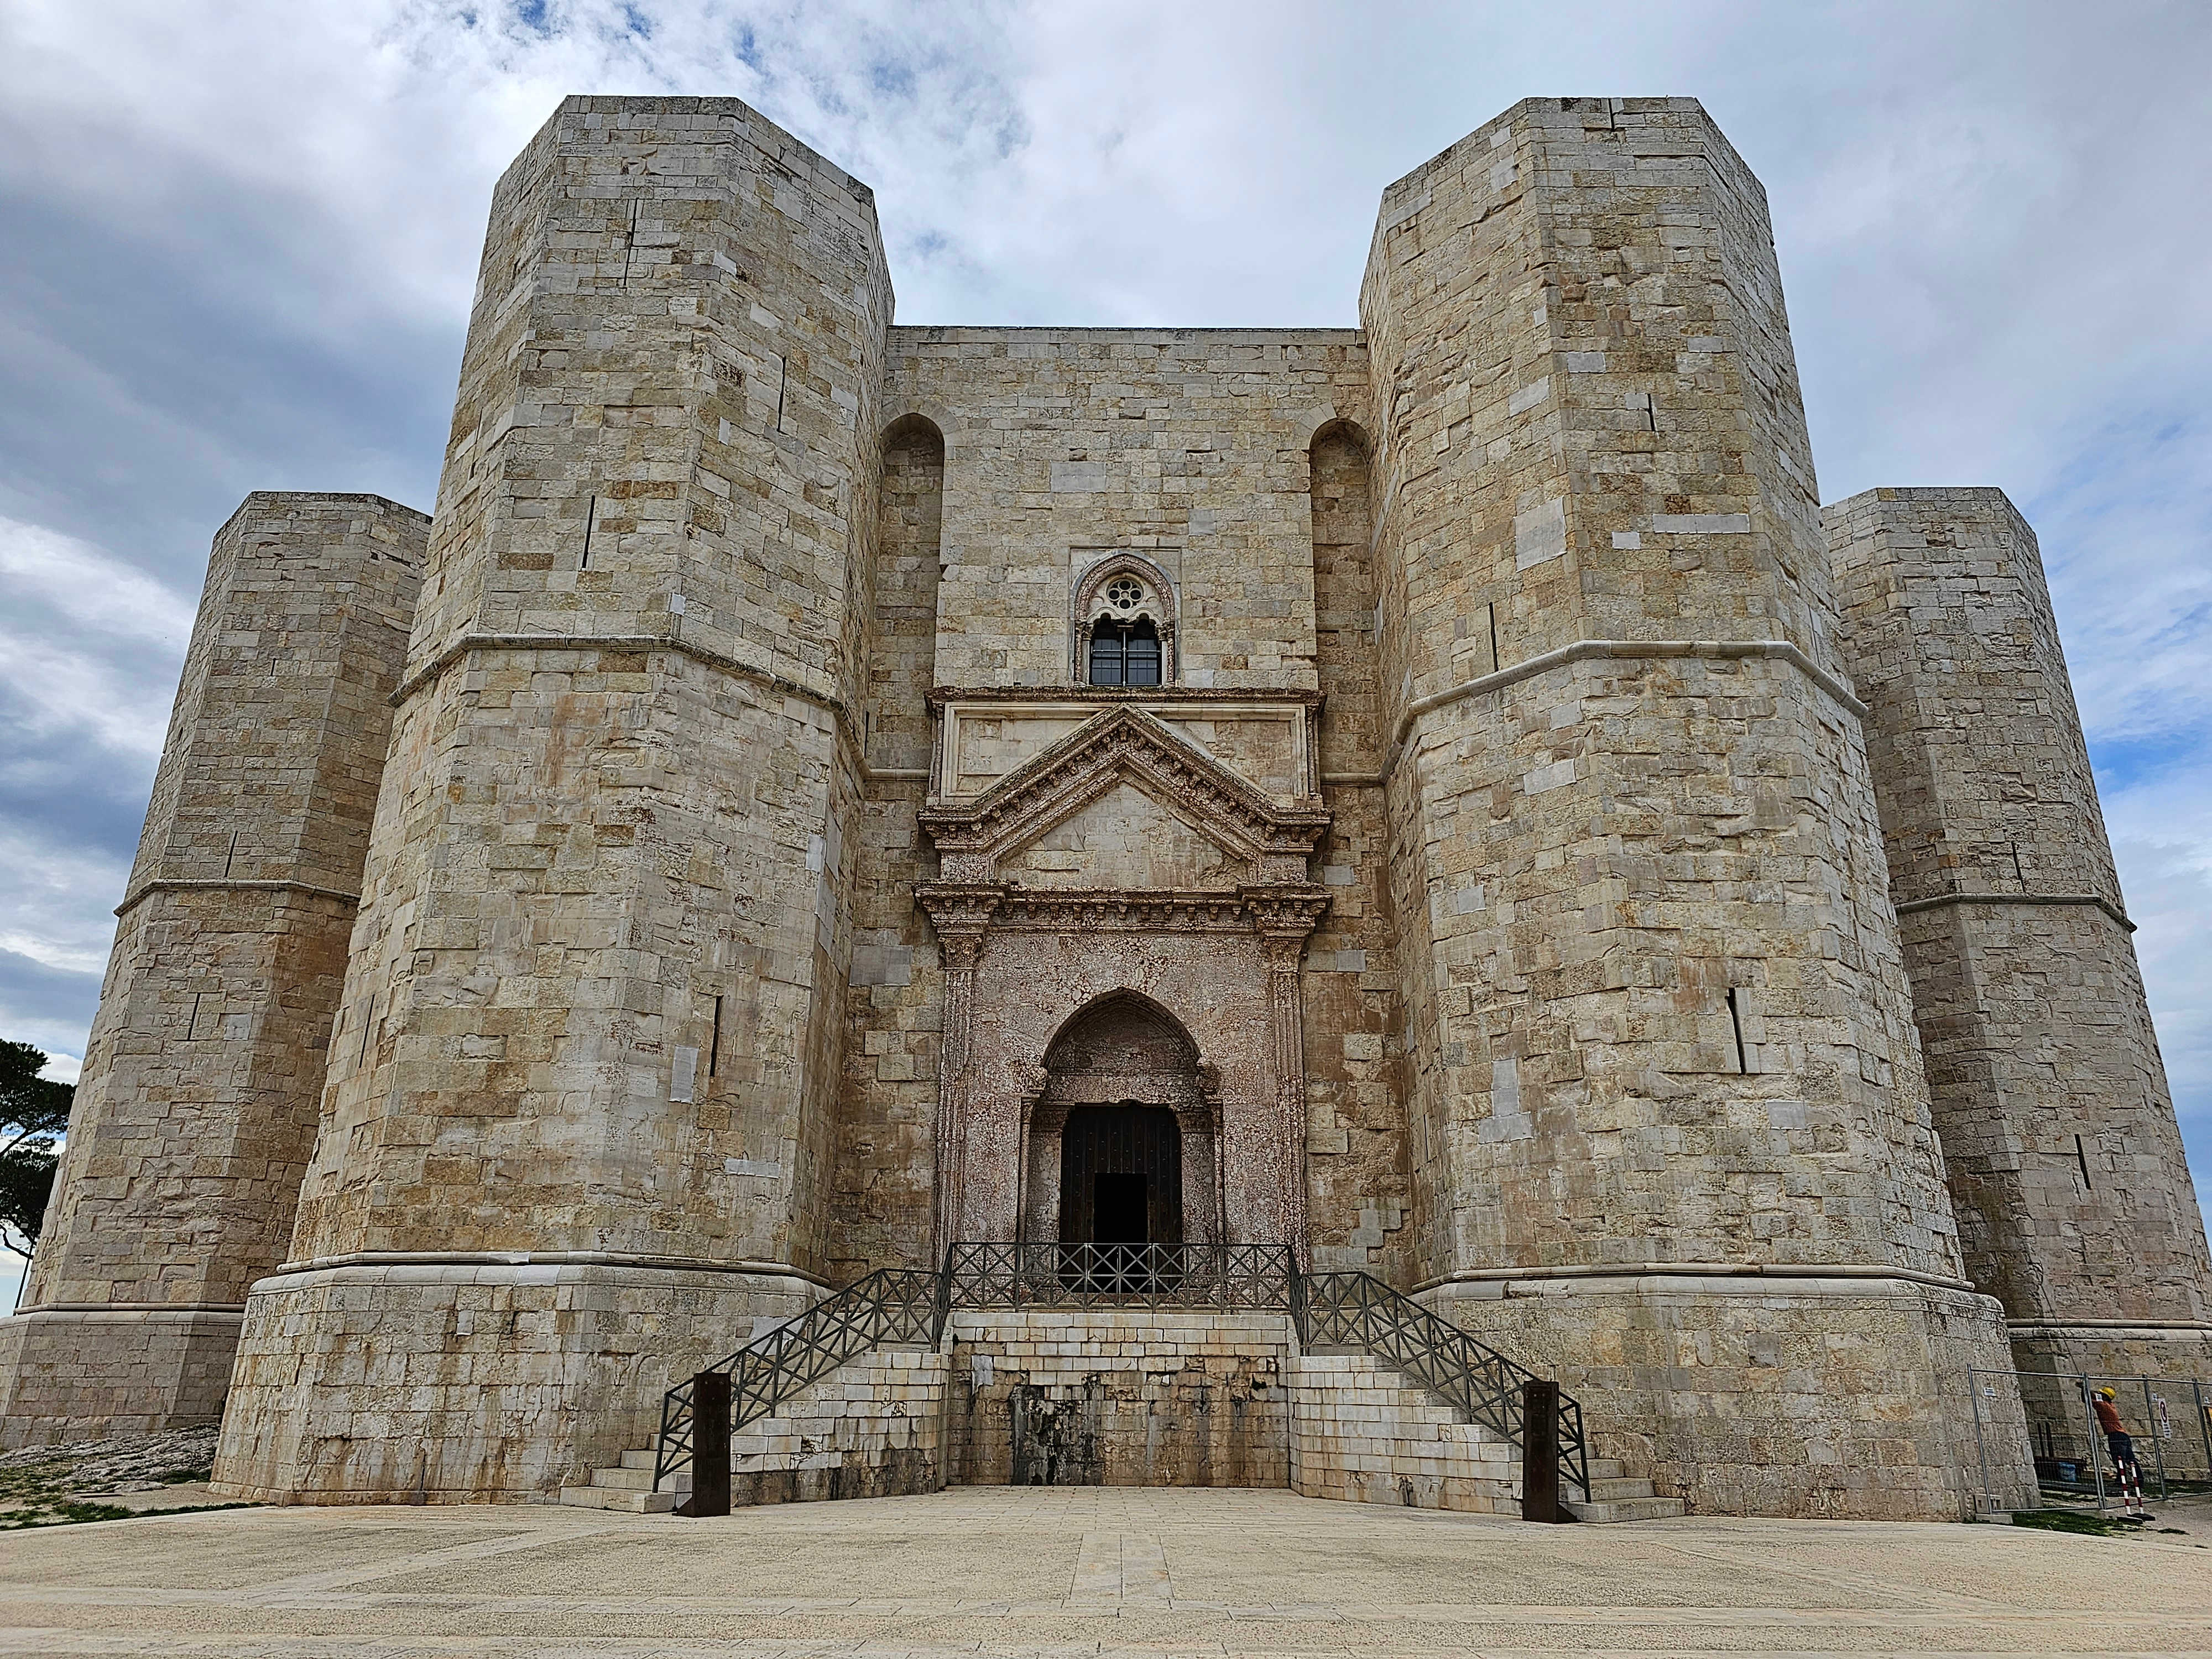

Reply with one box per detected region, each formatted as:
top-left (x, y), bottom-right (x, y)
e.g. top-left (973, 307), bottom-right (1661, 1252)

top-left (917, 887), bottom-right (998, 1261)
top-left (1364, 98), bottom-right (2020, 1518)
top-left (0, 494), bottom-right (424, 1447)
top-left (211, 97), bottom-right (891, 1503)
top-left (1828, 486), bottom-right (2212, 1381)
top-left (1252, 895), bottom-right (1329, 1267)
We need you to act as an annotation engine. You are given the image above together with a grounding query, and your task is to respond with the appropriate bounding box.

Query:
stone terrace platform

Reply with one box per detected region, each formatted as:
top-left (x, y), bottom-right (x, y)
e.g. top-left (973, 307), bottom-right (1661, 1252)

top-left (3, 1487), bottom-right (2210, 1655)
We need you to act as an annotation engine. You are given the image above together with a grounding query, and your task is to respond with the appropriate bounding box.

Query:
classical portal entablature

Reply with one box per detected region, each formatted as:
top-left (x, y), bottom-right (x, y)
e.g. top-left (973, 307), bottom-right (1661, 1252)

top-left (911, 700), bottom-right (1333, 1263)
top-left (917, 702), bottom-right (1329, 888)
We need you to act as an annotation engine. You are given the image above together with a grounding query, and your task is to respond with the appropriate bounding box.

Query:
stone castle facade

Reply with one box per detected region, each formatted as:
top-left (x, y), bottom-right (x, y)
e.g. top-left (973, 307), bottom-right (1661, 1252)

top-left (3, 95), bottom-right (2206, 1520)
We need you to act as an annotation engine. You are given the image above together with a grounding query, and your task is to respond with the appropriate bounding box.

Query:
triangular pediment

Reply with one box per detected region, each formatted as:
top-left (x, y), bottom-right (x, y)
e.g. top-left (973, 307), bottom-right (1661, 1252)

top-left (1000, 778), bottom-right (1246, 889)
top-left (919, 705), bottom-right (1328, 874)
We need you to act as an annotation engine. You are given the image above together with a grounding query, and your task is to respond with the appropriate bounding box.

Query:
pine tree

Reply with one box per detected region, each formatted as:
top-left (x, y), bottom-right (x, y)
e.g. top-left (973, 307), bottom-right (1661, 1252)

top-left (0, 1041), bottom-right (73, 1262)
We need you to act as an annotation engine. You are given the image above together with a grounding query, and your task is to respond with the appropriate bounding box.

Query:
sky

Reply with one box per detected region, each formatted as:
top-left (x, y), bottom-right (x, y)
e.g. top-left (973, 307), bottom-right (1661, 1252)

top-left (1, 0), bottom-right (2209, 1301)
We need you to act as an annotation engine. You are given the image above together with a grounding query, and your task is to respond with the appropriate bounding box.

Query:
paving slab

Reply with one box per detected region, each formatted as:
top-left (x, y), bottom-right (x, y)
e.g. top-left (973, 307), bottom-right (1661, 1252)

top-left (0, 1485), bottom-right (2209, 1655)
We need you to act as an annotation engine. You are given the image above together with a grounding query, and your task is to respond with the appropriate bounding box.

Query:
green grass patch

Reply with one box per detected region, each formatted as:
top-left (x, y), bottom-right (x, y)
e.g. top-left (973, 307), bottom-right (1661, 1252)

top-left (0, 1499), bottom-right (257, 1530)
top-left (2010, 1507), bottom-right (2137, 1538)
top-left (1, 1501), bottom-right (133, 1530)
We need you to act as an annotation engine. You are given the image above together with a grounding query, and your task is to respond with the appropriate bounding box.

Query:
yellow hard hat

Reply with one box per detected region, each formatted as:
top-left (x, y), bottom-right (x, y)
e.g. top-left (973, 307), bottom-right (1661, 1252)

top-left (2096, 1388), bottom-right (2115, 1401)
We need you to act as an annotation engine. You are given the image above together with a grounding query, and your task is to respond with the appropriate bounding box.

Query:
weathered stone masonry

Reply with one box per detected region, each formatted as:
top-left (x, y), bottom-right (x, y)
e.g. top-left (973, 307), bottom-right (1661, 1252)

top-left (0, 494), bottom-right (424, 1447)
top-left (5, 93), bottom-right (2205, 1520)
top-left (1829, 487), bottom-right (2212, 1385)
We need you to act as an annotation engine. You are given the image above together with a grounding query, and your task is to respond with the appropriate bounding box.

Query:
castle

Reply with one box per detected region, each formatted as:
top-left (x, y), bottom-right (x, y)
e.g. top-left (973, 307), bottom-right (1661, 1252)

top-left (2, 95), bottom-right (2206, 1521)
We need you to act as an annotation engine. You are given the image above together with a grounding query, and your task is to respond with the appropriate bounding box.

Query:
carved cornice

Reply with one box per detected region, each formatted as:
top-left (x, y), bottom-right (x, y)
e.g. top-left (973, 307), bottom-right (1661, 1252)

top-left (915, 882), bottom-right (1332, 941)
top-left (999, 889), bottom-right (1250, 933)
top-left (928, 684), bottom-right (1326, 712)
top-left (920, 705), bottom-right (1329, 870)
top-left (912, 883), bottom-right (1003, 953)
top-left (1244, 890), bottom-right (1335, 940)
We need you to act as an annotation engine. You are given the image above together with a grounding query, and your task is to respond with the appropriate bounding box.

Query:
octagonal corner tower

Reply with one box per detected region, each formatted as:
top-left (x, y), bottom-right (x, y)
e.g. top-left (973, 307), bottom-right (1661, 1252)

top-left (1827, 485), bottom-right (2212, 1382)
top-left (0, 493), bottom-right (424, 1447)
top-left (1361, 98), bottom-right (2018, 1518)
top-left (213, 96), bottom-right (891, 1503)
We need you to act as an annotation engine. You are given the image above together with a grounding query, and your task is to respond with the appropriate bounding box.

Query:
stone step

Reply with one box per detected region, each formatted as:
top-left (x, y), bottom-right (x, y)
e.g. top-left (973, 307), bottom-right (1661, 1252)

top-left (589, 1464), bottom-right (661, 1492)
top-left (1585, 1457), bottom-right (1627, 1480)
top-left (619, 1448), bottom-right (658, 1472)
top-left (1562, 1494), bottom-right (1687, 1524)
top-left (1587, 1475), bottom-right (1655, 1501)
top-left (558, 1483), bottom-right (677, 1514)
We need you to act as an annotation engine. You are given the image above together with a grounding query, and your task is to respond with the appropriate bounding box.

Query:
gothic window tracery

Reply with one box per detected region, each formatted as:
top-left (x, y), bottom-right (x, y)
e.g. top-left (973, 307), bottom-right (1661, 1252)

top-left (1089, 615), bottom-right (1161, 686)
top-left (1071, 553), bottom-right (1178, 686)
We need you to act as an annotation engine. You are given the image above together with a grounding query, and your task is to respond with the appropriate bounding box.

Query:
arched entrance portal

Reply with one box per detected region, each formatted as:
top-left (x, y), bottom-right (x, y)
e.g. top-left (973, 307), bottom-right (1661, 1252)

top-left (1020, 994), bottom-right (1223, 1248)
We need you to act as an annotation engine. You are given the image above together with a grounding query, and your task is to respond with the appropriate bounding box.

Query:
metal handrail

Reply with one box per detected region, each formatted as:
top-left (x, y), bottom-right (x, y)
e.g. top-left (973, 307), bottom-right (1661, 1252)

top-left (650, 1247), bottom-right (1592, 1505)
top-left (944, 1239), bottom-right (1296, 1311)
top-left (1296, 1269), bottom-right (1592, 1501)
top-left (652, 1266), bottom-right (943, 1491)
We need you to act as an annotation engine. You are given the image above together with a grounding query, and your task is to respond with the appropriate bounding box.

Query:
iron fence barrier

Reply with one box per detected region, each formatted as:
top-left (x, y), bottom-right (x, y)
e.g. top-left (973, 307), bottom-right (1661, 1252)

top-left (943, 1239), bottom-right (1297, 1311)
top-left (1968, 1365), bottom-right (2212, 1516)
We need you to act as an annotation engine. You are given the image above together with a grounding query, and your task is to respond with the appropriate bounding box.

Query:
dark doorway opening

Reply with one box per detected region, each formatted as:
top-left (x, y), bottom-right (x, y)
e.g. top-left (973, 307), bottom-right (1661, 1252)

top-left (1093, 1172), bottom-right (1149, 1244)
top-left (1058, 1104), bottom-right (1182, 1244)
top-left (1059, 1104), bottom-right (1182, 1294)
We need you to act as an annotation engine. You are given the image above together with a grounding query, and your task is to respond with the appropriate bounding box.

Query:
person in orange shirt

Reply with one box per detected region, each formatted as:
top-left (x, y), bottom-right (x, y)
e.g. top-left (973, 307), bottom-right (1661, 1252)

top-left (2093, 1387), bottom-right (2148, 1516)
top-left (2093, 1388), bottom-right (2132, 1464)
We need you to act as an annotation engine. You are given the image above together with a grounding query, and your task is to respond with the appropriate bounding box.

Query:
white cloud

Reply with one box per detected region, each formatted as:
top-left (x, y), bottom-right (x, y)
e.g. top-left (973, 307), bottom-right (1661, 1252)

top-left (0, 518), bottom-right (195, 761)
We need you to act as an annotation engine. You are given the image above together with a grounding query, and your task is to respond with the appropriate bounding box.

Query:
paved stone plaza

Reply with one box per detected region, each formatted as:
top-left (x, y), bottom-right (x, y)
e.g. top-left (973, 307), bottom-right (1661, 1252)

top-left (2, 1489), bottom-right (2210, 1656)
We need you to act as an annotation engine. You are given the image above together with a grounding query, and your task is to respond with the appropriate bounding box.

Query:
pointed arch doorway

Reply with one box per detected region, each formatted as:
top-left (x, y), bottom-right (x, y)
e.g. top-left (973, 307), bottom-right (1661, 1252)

top-left (1020, 993), bottom-right (1224, 1250)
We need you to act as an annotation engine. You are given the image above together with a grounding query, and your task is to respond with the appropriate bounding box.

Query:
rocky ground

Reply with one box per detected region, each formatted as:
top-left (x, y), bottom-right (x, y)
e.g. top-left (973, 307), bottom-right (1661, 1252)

top-left (0, 1425), bottom-right (240, 1527)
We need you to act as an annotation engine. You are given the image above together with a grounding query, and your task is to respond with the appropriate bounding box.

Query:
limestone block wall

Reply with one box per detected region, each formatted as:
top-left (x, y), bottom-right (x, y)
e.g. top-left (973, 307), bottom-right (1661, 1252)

top-left (885, 328), bottom-right (1366, 692)
top-left (0, 493), bottom-right (423, 1448)
top-left (211, 1259), bottom-right (822, 1504)
top-left (1359, 97), bottom-right (2008, 1516)
top-left (1827, 487), bottom-right (2212, 1378)
top-left (213, 95), bottom-right (890, 1502)
top-left (1429, 1272), bottom-right (2037, 1519)
top-left (1287, 1350), bottom-right (1516, 1511)
top-left (728, 1345), bottom-right (949, 1505)
top-left (943, 1310), bottom-right (1291, 1488)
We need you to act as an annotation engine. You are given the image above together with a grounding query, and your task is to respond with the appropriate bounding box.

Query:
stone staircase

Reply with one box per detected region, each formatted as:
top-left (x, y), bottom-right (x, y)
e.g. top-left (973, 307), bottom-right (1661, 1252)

top-left (561, 1444), bottom-right (683, 1513)
top-left (562, 1344), bottom-right (948, 1514)
top-left (565, 1318), bottom-right (1681, 1522)
top-left (1288, 1349), bottom-right (1683, 1521)
top-left (1565, 1458), bottom-right (1685, 1524)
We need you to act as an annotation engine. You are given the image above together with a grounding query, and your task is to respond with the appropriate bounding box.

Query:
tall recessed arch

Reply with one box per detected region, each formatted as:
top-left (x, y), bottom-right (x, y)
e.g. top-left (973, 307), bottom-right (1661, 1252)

top-left (1020, 990), bottom-right (1222, 1246)
top-left (1309, 420), bottom-right (1378, 775)
top-left (867, 414), bottom-right (944, 772)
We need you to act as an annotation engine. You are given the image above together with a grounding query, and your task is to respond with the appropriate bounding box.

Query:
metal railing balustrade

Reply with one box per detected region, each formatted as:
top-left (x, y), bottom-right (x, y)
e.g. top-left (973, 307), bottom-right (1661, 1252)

top-left (651, 1241), bottom-right (1592, 1507)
